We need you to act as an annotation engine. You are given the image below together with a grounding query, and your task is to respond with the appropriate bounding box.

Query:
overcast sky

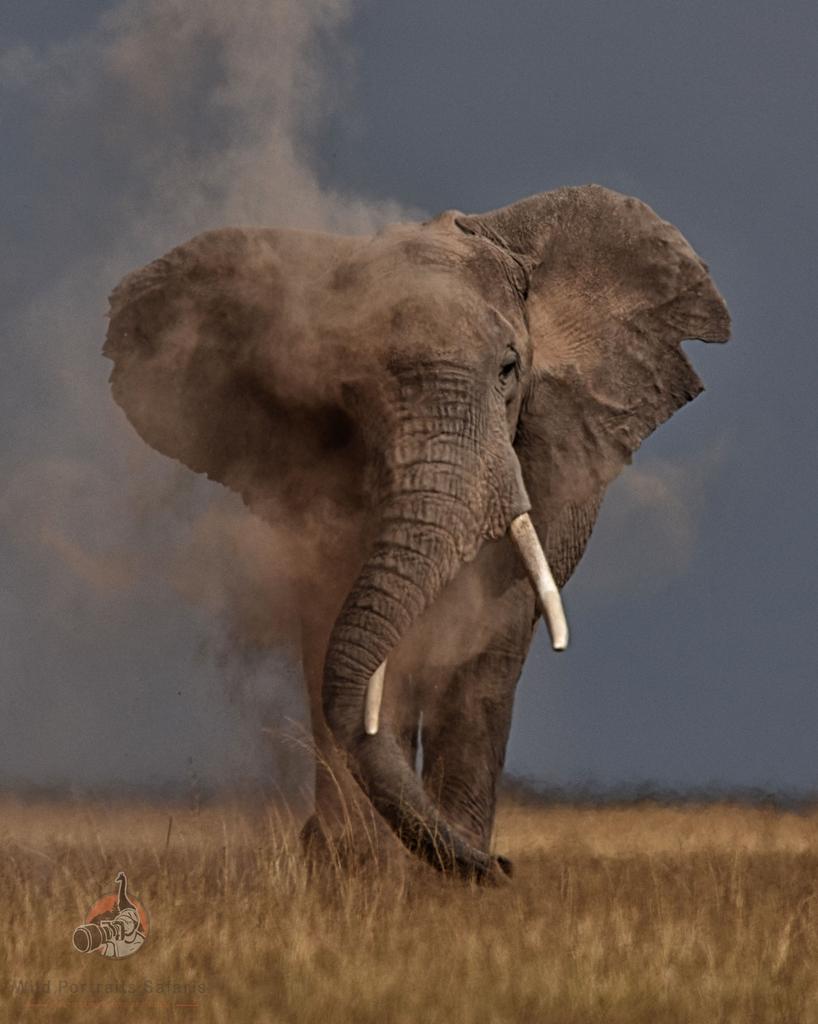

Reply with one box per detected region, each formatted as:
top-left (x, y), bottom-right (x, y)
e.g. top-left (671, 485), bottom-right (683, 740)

top-left (1, 0), bottom-right (816, 798)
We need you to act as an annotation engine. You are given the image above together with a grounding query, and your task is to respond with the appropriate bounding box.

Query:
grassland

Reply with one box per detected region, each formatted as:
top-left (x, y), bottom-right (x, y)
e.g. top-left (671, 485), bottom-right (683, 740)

top-left (2, 794), bottom-right (818, 1023)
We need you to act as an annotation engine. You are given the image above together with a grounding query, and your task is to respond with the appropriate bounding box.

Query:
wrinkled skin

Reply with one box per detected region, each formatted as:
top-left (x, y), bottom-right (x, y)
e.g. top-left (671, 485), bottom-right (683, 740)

top-left (104, 186), bottom-right (730, 881)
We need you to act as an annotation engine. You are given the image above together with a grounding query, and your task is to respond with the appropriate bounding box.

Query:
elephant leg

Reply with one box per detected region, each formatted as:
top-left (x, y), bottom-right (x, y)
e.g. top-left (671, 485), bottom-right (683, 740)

top-left (420, 633), bottom-right (532, 858)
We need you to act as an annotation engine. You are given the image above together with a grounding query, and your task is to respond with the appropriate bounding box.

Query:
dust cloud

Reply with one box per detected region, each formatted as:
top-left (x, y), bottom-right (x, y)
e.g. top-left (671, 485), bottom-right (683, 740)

top-left (570, 445), bottom-right (728, 601)
top-left (0, 0), bottom-right (410, 795)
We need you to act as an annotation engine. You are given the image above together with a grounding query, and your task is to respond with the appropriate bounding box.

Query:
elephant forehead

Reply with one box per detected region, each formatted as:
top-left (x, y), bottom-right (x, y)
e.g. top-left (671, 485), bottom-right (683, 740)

top-left (310, 232), bottom-right (528, 362)
top-left (321, 230), bottom-right (468, 299)
top-left (315, 274), bottom-right (506, 355)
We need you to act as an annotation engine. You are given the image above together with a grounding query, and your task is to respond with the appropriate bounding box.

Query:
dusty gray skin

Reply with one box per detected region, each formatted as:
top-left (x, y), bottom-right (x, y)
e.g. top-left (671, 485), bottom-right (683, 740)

top-left (104, 186), bottom-right (730, 881)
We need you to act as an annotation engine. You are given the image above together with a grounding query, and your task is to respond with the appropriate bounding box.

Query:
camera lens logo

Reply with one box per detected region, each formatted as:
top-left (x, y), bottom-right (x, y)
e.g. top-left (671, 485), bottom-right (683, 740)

top-left (72, 872), bottom-right (148, 959)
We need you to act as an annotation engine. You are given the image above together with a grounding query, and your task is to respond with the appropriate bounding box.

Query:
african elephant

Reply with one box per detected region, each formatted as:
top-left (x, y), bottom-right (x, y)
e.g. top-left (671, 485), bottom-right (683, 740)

top-left (104, 185), bottom-right (730, 881)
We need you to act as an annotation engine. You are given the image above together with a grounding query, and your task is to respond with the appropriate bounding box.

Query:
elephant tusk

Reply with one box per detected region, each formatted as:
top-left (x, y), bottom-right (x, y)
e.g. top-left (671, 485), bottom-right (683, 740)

top-left (364, 660), bottom-right (387, 736)
top-left (509, 513), bottom-right (569, 651)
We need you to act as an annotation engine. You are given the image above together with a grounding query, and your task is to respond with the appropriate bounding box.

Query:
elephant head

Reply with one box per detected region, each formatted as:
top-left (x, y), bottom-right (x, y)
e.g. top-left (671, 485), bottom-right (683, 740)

top-left (104, 185), bottom-right (730, 878)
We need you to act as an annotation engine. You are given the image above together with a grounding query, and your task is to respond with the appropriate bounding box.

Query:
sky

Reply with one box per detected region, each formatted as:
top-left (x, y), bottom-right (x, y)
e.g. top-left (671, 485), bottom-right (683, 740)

top-left (1, 0), bottom-right (816, 799)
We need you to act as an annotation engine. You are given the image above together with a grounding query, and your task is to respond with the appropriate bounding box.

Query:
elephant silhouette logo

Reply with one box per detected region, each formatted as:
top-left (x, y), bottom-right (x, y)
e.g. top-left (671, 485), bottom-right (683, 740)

top-left (72, 872), bottom-right (149, 959)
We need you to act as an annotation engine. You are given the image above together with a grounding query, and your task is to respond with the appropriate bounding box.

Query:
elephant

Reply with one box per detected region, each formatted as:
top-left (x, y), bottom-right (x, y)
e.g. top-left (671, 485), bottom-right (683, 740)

top-left (103, 185), bottom-right (730, 882)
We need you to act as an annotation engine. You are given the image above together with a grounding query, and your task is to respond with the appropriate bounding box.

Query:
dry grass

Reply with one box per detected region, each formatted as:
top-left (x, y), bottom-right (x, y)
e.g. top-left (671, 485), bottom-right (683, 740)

top-left (2, 795), bottom-right (818, 1023)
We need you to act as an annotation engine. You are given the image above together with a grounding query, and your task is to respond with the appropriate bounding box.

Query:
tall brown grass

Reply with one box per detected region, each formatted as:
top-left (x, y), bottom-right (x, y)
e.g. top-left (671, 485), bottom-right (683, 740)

top-left (2, 795), bottom-right (817, 1023)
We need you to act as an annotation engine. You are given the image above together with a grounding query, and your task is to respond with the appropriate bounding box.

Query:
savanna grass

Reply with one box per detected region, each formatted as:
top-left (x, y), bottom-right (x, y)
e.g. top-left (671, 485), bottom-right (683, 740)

top-left (2, 796), bottom-right (817, 1023)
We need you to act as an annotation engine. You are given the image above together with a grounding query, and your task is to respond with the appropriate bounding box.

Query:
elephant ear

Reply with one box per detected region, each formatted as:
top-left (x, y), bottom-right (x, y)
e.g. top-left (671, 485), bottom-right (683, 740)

top-left (104, 227), bottom-right (365, 520)
top-left (458, 185), bottom-right (730, 584)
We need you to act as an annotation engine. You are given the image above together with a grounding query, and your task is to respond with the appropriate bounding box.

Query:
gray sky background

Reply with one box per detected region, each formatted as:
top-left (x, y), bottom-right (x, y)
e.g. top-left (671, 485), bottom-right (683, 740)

top-left (1, 0), bottom-right (816, 798)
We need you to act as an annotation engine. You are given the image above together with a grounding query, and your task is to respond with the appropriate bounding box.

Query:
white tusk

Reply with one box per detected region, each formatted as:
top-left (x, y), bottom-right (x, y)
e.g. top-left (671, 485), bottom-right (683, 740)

top-left (364, 660), bottom-right (387, 736)
top-left (509, 513), bottom-right (569, 651)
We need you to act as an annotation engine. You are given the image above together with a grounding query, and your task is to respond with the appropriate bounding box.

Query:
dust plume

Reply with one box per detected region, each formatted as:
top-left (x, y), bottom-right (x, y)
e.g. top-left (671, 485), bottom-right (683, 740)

top-left (570, 444), bottom-right (728, 601)
top-left (0, 0), bottom-right (411, 794)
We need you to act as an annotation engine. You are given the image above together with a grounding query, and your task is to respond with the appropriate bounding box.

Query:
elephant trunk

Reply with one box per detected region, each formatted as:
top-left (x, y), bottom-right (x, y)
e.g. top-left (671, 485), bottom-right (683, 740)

top-left (321, 367), bottom-right (567, 878)
top-left (321, 395), bottom-right (529, 877)
top-left (322, 483), bottom-right (493, 875)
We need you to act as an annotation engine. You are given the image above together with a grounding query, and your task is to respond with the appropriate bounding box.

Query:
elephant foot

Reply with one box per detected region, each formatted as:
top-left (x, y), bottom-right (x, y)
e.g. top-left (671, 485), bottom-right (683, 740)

top-left (300, 814), bottom-right (514, 887)
top-left (299, 812), bottom-right (405, 879)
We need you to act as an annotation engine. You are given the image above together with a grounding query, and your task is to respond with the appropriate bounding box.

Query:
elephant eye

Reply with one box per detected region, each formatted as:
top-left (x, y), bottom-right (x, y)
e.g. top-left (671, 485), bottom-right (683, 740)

top-left (499, 351), bottom-right (518, 384)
